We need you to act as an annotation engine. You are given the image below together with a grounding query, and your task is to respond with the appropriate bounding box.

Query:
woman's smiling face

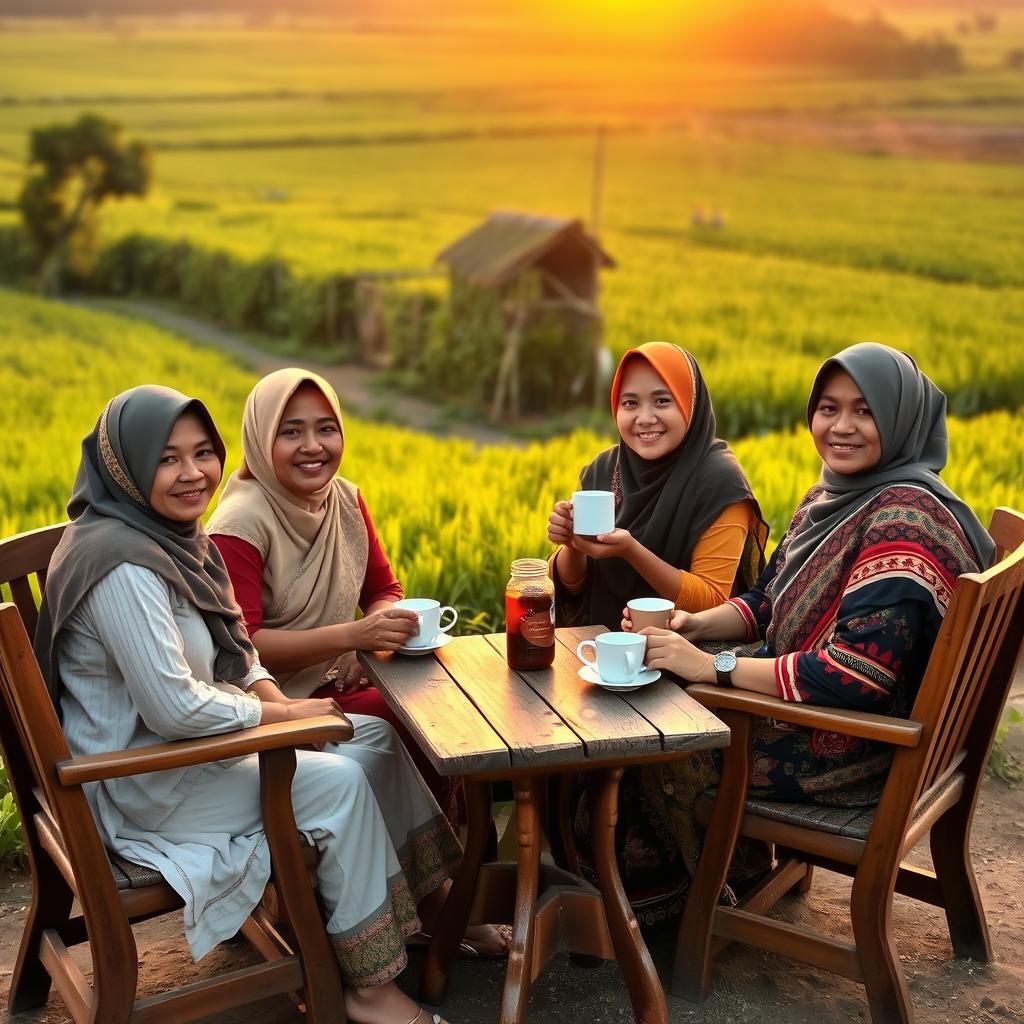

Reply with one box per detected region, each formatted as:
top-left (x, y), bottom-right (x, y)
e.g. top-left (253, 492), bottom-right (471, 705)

top-left (271, 383), bottom-right (343, 498)
top-left (810, 368), bottom-right (882, 476)
top-left (615, 359), bottom-right (688, 460)
top-left (148, 412), bottom-right (222, 522)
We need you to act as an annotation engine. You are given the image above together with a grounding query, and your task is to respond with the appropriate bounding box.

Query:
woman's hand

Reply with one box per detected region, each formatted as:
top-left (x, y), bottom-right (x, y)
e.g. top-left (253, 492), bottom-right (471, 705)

top-left (332, 651), bottom-right (371, 695)
top-left (286, 697), bottom-right (350, 722)
top-left (640, 627), bottom-right (715, 682)
top-left (573, 528), bottom-right (635, 561)
top-left (667, 609), bottom-right (705, 641)
top-left (346, 606), bottom-right (420, 651)
top-left (547, 500), bottom-right (576, 548)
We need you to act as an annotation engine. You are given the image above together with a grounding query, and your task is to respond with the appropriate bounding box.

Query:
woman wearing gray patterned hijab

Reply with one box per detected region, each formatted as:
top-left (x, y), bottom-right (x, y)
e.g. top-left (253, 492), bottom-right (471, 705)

top-left (641, 343), bottom-right (991, 818)
top-left (34, 385), bottom-right (254, 701)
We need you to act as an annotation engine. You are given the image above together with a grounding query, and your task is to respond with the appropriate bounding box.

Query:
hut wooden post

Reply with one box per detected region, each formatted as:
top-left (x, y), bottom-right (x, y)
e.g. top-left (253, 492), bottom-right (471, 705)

top-left (491, 278), bottom-right (529, 423)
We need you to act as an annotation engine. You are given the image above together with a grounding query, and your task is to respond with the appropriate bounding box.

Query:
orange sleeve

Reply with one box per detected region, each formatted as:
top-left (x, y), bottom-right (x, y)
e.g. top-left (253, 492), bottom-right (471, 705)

top-left (675, 501), bottom-right (753, 612)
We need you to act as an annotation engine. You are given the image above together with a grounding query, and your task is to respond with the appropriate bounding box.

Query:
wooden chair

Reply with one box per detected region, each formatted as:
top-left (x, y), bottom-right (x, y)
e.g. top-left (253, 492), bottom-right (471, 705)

top-left (0, 523), bottom-right (352, 1024)
top-left (673, 507), bottom-right (1024, 1024)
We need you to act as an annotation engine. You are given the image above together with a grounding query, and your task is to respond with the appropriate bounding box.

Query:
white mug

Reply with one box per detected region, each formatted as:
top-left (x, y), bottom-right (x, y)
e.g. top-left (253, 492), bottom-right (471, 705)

top-left (576, 631), bottom-right (647, 684)
top-left (572, 489), bottom-right (615, 537)
top-left (393, 598), bottom-right (458, 648)
top-left (627, 597), bottom-right (675, 631)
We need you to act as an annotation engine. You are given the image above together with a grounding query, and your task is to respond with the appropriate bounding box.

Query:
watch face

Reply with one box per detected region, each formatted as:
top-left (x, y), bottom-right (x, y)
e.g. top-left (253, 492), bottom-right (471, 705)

top-left (714, 651), bottom-right (737, 673)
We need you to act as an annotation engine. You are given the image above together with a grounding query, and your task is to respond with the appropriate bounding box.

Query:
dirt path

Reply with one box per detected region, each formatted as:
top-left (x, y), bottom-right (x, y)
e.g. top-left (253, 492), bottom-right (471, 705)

top-left (75, 297), bottom-right (519, 448)
top-left (1, 774), bottom-right (1022, 1024)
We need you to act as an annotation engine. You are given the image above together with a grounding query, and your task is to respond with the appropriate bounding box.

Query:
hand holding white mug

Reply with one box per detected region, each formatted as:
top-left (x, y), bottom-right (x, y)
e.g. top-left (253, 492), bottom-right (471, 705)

top-left (668, 609), bottom-right (704, 641)
top-left (639, 627), bottom-right (715, 681)
top-left (548, 499), bottom-right (576, 548)
top-left (347, 606), bottom-right (420, 651)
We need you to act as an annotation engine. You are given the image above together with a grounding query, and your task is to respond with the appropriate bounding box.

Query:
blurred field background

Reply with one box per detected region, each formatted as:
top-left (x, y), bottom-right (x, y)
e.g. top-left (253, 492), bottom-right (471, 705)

top-left (0, 0), bottom-right (1022, 587)
top-left (0, 0), bottom-right (1023, 854)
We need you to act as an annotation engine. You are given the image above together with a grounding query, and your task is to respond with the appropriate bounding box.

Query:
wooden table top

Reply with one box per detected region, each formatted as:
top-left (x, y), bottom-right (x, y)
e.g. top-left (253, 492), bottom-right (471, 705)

top-left (358, 625), bottom-right (729, 778)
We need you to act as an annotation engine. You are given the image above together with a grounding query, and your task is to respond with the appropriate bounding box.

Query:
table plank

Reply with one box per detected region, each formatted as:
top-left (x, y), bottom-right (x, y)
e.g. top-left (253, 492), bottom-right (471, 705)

top-left (436, 635), bottom-right (584, 769)
top-left (359, 650), bottom-right (511, 775)
top-left (485, 633), bottom-right (663, 760)
top-left (559, 628), bottom-right (729, 754)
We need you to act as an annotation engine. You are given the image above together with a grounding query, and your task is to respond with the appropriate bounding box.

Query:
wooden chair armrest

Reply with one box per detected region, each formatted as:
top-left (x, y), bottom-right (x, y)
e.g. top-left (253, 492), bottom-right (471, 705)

top-left (55, 715), bottom-right (354, 786)
top-left (684, 684), bottom-right (922, 748)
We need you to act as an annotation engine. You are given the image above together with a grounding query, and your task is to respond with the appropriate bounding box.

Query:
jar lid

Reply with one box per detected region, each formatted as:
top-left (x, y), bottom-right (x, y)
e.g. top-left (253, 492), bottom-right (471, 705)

top-left (510, 557), bottom-right (549, 577)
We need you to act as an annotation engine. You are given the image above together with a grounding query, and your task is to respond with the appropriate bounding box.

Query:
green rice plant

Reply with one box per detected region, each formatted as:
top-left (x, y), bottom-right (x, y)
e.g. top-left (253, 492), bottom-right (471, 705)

top-left (0, 289), bottom-right (1022, 844)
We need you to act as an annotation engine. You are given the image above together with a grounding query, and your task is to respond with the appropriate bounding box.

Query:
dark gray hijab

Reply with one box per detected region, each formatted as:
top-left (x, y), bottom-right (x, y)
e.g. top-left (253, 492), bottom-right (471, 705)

top-left (772, 343), bottom-right (995, 603)
top-left (35, 386), bottom-right (255, 702)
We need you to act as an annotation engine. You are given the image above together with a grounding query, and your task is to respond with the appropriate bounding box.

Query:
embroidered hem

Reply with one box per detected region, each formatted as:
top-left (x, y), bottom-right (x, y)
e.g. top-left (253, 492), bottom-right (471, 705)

top-left (396, 815), bottom-right (463, 902)
top-left (331, 874), bottom-right (421, 987)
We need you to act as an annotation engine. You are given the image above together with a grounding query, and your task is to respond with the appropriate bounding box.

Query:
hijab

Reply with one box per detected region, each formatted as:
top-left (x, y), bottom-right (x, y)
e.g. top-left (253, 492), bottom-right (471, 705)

top-left (772, 342), bottom-right (995, 603)
top-left (207, 369), bottom-right (367, 697)
top-left (34, 386), bottom-right (255, 702)
top-left (574, 342), bottom-right (767, 628)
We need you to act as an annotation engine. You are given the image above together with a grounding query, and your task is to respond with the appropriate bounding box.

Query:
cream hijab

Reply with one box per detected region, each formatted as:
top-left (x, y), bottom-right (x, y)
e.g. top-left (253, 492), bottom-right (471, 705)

top-left (209, 369), bottom-right (368, 697)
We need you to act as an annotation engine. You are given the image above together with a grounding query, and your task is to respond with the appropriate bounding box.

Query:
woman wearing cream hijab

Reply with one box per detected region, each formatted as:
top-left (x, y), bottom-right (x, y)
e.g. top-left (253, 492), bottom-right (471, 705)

top-left (210, 368), bottom-right (509, 958)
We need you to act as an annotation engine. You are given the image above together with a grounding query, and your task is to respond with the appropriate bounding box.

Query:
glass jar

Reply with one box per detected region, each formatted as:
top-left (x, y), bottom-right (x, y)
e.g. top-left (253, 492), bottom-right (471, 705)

top-left (505, 557), bottom-right (555, 669)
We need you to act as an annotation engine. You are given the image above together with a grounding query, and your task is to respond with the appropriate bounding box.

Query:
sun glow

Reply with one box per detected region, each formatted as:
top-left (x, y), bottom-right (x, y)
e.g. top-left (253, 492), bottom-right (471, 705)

top-left (528, 0), bottom-right (699, 37)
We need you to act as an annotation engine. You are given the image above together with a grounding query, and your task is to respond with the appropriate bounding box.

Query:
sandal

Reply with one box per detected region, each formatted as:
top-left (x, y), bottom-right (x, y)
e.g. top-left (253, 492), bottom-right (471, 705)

top-left (408, 923), bottom-right (512, 960)
top-left (460, 922), bottom-right (513, 959)
top-left (407, 1011), bottom-right (445, 1024)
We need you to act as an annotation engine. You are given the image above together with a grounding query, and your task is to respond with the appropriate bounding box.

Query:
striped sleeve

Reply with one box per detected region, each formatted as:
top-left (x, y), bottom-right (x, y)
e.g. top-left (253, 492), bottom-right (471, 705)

top-left (728, 543), bottom-right (782, 642)
top-left (85, 564), bottom-right (262, 740)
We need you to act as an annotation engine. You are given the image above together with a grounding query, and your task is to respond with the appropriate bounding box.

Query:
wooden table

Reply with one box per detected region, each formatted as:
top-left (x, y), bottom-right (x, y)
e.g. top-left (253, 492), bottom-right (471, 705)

top-left (359, 625), bottom-right (728, 1024)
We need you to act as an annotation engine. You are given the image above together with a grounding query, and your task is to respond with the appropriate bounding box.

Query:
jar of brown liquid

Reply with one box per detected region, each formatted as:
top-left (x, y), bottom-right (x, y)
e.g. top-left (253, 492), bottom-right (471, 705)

top-left (505, 558), bottom-right (555, 669)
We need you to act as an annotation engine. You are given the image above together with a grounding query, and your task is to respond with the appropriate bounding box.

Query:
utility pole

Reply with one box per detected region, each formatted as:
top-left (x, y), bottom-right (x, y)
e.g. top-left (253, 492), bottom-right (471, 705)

top-left (590, 124), bottom-right (607, 406)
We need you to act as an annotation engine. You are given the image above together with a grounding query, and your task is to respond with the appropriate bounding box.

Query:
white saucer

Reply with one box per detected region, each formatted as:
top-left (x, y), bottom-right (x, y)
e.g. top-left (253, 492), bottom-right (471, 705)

top-left (577, 665), bottom-right (661, 692)
top-left (397, 633), bottom-right (453, 656)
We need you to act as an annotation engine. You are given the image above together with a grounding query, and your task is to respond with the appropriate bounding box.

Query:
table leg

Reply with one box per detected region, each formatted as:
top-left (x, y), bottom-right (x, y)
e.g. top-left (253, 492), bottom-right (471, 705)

top-left (588, 767), bottom-right (669, 1024)
top-left (421, 778), bottom-right (491, 1005)
top-left (500, 776), bottom-right (542, 1024)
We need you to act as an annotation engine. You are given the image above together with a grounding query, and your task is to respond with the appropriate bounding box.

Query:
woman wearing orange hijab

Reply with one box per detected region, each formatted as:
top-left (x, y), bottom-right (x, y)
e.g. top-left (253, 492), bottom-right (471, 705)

top-left (547, 342), bottom-right (768, 921)
top-left (549, 342), bottom-right (766, 629)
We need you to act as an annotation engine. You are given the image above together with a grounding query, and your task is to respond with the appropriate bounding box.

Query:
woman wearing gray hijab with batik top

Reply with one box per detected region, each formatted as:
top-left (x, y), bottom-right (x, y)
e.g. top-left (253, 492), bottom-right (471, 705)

top-left (632, 343), bottom-right (994, 809)
top-left (35, 386), bottom-right (461, 1024)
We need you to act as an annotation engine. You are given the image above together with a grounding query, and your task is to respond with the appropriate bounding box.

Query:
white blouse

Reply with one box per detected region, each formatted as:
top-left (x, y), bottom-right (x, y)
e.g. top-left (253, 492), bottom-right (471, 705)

top-left (58, 561), bottom-right (268, 832)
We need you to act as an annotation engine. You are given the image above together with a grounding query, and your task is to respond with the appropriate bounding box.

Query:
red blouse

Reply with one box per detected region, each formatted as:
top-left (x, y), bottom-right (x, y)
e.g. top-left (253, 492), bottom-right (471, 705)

top-left (211, 492), bottom-right (404, 635)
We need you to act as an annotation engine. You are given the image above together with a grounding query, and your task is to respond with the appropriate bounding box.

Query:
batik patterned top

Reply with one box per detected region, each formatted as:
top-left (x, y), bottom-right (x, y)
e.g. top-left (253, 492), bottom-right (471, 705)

top-left (726, 484), bottom-right (981, 803)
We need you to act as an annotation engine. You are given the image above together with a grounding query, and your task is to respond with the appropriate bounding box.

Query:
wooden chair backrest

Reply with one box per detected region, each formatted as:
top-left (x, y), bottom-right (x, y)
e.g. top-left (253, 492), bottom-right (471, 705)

top-left (0, 523), bottom-right (66, 637)
top-left (0, 521), bottom-right (139, 966)
top-left (0, 525), bottom-right (69, 835)
top-left (0, 599), bottom-right (141, 999)
top-left (0, 602), bottom-right (78, 813)
top-left (912, 508), bottom-right (1024, 800)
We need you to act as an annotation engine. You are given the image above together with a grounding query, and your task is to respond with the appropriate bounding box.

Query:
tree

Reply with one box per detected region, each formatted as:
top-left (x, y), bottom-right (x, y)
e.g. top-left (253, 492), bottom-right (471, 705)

top-left (18, 113), bottom-right (153, 294)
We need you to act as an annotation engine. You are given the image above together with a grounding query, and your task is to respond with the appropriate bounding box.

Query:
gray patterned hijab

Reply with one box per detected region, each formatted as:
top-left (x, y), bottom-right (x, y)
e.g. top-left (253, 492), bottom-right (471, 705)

top-left (772, 343), bottom-right (995, 603)
top-left (34, 386), bottom-right (255, 702)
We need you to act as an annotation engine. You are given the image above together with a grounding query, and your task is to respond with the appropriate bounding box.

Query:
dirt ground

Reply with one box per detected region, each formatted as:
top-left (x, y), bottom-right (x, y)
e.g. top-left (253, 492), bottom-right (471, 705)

top-left (1, 772), bottom-right (1022, 1024)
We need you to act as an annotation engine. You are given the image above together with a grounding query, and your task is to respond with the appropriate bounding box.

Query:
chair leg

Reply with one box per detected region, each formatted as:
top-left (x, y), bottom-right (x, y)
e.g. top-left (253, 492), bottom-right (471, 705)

top-left (793, 864), bottom-right (814, 895)
top-left (929, 810), bottom-right (992, 962)
top-left (9, 851), bottom-right (73, 1012)
top-left (670, 711), bottom-right (752, 1002)
top-left (850, 875), bottom-right (913, 1024)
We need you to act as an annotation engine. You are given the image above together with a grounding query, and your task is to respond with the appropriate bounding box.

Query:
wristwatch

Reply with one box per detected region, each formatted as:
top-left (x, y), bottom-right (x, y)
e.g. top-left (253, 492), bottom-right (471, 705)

top-left (713, 650), bottom-right (737, 687)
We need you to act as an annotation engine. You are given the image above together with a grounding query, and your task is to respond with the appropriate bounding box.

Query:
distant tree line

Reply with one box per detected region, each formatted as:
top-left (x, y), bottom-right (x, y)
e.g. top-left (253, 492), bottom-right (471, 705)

top-left (2, 2), bottom-right (962, 76)
top-left (687, 1), bottom-right (962, 75)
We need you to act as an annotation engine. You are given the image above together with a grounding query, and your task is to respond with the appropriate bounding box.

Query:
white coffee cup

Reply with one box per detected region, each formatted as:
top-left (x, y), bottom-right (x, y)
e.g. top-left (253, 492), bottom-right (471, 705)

top-left (572, 490), bottom-right (615, 537)
top-left (627, 597), bottom-right (675, 631)
top-left (576, 631), bottom-right (647, 684)
top-left (393, 598), bottom-right (458, 648)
